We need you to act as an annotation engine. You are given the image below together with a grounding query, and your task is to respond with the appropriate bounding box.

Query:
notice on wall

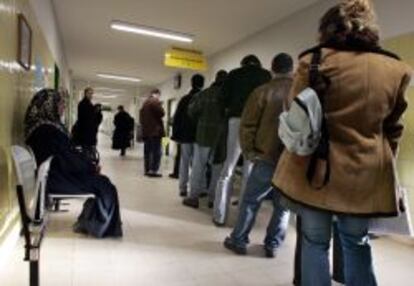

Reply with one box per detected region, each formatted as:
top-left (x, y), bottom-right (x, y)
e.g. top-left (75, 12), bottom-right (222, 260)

top-left (164, 47), bottom-right (208, 71)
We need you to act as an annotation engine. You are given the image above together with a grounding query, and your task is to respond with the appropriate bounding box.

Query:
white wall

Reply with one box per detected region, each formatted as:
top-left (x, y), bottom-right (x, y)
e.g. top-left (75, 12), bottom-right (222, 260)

top-left (29, 0), bottom-right (71, 90)
top-left (158, 0), bottom-right (414, 101)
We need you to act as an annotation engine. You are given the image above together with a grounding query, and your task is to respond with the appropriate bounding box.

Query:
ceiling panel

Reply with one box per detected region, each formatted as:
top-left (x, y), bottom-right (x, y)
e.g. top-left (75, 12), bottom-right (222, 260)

top-left (52, 0), bottom-right (321, 87)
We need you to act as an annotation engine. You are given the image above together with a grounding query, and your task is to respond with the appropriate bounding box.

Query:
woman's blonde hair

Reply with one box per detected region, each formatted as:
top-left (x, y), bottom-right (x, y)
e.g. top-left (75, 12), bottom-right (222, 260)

top-left (319, 0), bottom-right (380, 46)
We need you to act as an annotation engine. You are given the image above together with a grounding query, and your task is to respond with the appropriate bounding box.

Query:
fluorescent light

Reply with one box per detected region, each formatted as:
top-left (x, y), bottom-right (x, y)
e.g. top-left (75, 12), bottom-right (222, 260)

top-left (94, 87), bottom-right (126, 93)
top-left (95, 94), bottom-right (118, 99)
top-left (97, 73), bottom-right (141, 83)
top-left (111, 20), bottom-right (194, 43)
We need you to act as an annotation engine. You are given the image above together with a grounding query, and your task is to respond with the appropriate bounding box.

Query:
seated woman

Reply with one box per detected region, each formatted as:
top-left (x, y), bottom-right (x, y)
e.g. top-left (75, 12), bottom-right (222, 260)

top-left (24, 88), bottom-right (122, 238)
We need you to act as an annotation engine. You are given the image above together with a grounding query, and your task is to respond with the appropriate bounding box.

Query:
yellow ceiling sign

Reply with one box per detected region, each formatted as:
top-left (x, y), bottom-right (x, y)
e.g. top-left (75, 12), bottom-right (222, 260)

top-left (165, 47), bottom-right (208, 71)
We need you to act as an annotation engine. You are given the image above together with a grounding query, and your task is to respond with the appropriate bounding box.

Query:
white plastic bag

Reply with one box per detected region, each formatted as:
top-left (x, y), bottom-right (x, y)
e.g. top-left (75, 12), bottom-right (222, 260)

top-left (369, 187), bottom-right (413, 237)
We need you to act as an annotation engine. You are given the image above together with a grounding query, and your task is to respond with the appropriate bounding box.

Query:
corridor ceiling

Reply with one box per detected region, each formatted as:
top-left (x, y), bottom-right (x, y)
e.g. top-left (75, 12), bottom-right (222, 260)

top-left (52, 0), bottom-right (321, 87)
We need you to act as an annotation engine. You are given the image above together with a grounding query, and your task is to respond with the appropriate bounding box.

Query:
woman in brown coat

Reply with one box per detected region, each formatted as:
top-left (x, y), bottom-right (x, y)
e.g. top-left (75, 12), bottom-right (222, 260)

top-left (272, 1), bottom-right (412, 285)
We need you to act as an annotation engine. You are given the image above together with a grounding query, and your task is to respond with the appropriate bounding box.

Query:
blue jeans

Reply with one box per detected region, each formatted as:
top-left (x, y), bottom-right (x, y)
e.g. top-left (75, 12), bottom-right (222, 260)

top-left (230, 160), bottom-right (290, 249)
top-left (301, 207), bottom-right (377, 286)
top-left (189, 144), bottom-right (210, 199)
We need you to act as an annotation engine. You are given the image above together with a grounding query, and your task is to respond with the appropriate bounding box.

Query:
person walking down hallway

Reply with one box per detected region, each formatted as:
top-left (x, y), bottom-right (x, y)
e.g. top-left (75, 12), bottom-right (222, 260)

top-left (25, 89), bottom-right (123, 238)
top-left (112, 105), bottom-right (134, 157)
top-left (183, 70), bottom-right (228, 209)
top-left (272, 1), bottom-right (412, 285)
top-left (72, 87), bottom-right (99, 153)
top-left (213, 55), bottom-right (271, 226)
top-left (223, 53), bottom-right (293, 258)
top-left (172, 74), bottom-right (205, 197)
top-left (139, 89), bottom-right (165, 177)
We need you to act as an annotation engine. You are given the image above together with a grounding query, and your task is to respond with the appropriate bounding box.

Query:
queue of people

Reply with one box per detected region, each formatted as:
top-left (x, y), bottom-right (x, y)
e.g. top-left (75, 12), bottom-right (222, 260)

top-left (169, 1), bottom-right (412, 285)
top-left (21, 0), bottom-right (412, 285)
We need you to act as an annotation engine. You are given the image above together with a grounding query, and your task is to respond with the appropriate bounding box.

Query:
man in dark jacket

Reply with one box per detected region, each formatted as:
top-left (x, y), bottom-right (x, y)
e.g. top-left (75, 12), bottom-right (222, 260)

top-left (183, 70), bottom-right (227, 208)
top-left (92, 103), bottom-right (103, 146)
top-left (139, 89), bottom-right (165, 177)
top-left (172, 74), bottom-right (205, 197)
top-left (72, 87), bottom-right (97, 150)
top-left (112, 105), bottom-right (134, 157)
top-left (223, 53), bottom-right (293, 258)
top-left (213, 55), bottom-right (272, 226)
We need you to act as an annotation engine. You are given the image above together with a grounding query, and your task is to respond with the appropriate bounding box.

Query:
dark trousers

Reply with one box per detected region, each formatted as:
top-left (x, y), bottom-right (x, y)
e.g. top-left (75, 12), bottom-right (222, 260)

top-left (144, 137), bottom-right (162, 173)
top-left (293, 217), bottom-right (344, 285)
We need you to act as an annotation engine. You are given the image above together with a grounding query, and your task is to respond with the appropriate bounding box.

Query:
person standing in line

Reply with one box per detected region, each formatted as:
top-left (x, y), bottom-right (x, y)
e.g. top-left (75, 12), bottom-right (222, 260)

top-left (213, 55), bottom-right (272, 226)
top-left (91, 103), bottom-right (103, 147)
top-left (72, 87), bottom-right (98, 152)
top-left (183, 70), bottom-right (228, 209)
top-left (172, 74), bottom-right (205, 197)
top-left (223, 53), bottom-right (293, 258)
top-left (168, 143), bottom-right (181, 179)
top-left (112, 105), bottom-right (134, 157)
top-left (139, 89), bottom-right (165, 177)
top-left (273, 1), bottom-right (412, 285)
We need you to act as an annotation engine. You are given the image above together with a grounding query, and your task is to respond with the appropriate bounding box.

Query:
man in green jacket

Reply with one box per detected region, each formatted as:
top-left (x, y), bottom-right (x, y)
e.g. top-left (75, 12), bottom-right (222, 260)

top-left (183, 70), bottom-right (228, 209)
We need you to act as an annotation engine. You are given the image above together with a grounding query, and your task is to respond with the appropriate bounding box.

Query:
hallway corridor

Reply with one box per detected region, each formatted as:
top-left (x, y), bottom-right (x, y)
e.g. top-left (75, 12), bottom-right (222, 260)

top-left (1, 136), bottom-right (414, 286)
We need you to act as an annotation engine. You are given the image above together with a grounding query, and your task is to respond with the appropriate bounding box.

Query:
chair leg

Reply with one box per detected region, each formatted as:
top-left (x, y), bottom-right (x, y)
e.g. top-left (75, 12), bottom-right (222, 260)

top-left (30, 260), bottom-right (39, 286)
top-left (54, 199), bottom-right (61, 211)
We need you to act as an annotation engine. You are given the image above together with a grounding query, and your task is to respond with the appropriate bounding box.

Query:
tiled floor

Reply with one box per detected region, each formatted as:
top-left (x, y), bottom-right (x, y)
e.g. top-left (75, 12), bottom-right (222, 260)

top-left (1, 136), bottom-right (414, 286)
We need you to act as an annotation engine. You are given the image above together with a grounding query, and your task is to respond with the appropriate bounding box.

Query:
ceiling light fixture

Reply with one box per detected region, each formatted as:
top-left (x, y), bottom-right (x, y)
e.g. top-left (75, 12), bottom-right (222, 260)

top-left (94, 94), bottom-right (119, 99)
top-left (97, 73), bottom-right (141, 83)
top-left (94, 87), bottom-right (126, 93)
top-left (111, 20), bottom-right (194, 43)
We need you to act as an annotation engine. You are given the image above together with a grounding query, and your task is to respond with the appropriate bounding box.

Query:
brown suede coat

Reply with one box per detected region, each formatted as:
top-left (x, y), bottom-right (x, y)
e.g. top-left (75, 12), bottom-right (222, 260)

top-left (240, 74), bottom-right (293, 164)
top-left (273, 47), bottom-right (412, 217)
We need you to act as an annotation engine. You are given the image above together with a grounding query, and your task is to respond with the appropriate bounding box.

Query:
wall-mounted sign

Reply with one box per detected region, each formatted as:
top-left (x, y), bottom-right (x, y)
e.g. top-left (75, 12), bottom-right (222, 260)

top-left (17, 13), bottom-right (32, 71)
top-left (165, 47), bottom-right (207, 71)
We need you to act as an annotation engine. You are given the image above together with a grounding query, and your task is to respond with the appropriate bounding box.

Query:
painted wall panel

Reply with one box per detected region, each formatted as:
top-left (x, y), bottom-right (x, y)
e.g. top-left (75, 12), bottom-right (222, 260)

top-left (0, 0), bottom-right (55, 240)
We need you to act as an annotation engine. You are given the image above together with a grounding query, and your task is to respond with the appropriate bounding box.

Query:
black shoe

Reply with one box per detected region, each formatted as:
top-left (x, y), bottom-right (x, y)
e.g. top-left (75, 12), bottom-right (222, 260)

top-left (224, 237), bottom-right (246, 255)
top-left (179, 191), bottom-right (187, 197)
top-left (182, 198), bottom-right (199, 209)
top-left (198, 192), bottom-right (208, 198)
top-left (149, 173), bottom-right (162, 178)
top-left (231, 200), bottom-right (239, 206)
top-left (208, 201), bottom-right (214, 209)
top-left (264, 246), bottom-right (276, 258)
top-left (169, 173), bottom-right (179, 179)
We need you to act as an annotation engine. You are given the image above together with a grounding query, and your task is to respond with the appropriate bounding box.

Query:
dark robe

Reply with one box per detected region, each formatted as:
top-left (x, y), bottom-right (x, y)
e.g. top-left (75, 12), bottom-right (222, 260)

top-left (112, 111), bottom-right (134, 150)
top-left (26, 124), bottom-right (123, 238)
top-left (73, 97), bottom-right (96, 147)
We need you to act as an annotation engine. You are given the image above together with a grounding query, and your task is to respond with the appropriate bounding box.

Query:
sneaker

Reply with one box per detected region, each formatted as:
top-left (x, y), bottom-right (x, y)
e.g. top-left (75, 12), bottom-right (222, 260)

top-left (212, 219), bottom-right (225, 227)
top-left (182, 197), bottom-right (199, 209)
top-left (223, 237), bottom-right (247, 255)
top-left (264, 246), bottom-right (277, 258)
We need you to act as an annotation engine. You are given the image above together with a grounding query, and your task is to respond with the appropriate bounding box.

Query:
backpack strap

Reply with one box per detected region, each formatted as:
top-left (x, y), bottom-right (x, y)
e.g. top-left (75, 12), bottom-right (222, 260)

top-left (306, 49), bottom-right (331, 189)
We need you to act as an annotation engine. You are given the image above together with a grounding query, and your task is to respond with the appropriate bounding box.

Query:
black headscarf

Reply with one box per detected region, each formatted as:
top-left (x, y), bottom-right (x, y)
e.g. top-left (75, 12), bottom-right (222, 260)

top-left (24, 88), bottom-right (67, 139)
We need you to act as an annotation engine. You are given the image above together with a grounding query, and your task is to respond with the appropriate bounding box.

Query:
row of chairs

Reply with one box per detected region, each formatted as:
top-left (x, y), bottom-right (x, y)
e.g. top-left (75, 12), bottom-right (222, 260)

top-left (11, 145), bottom-right (94, 286)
